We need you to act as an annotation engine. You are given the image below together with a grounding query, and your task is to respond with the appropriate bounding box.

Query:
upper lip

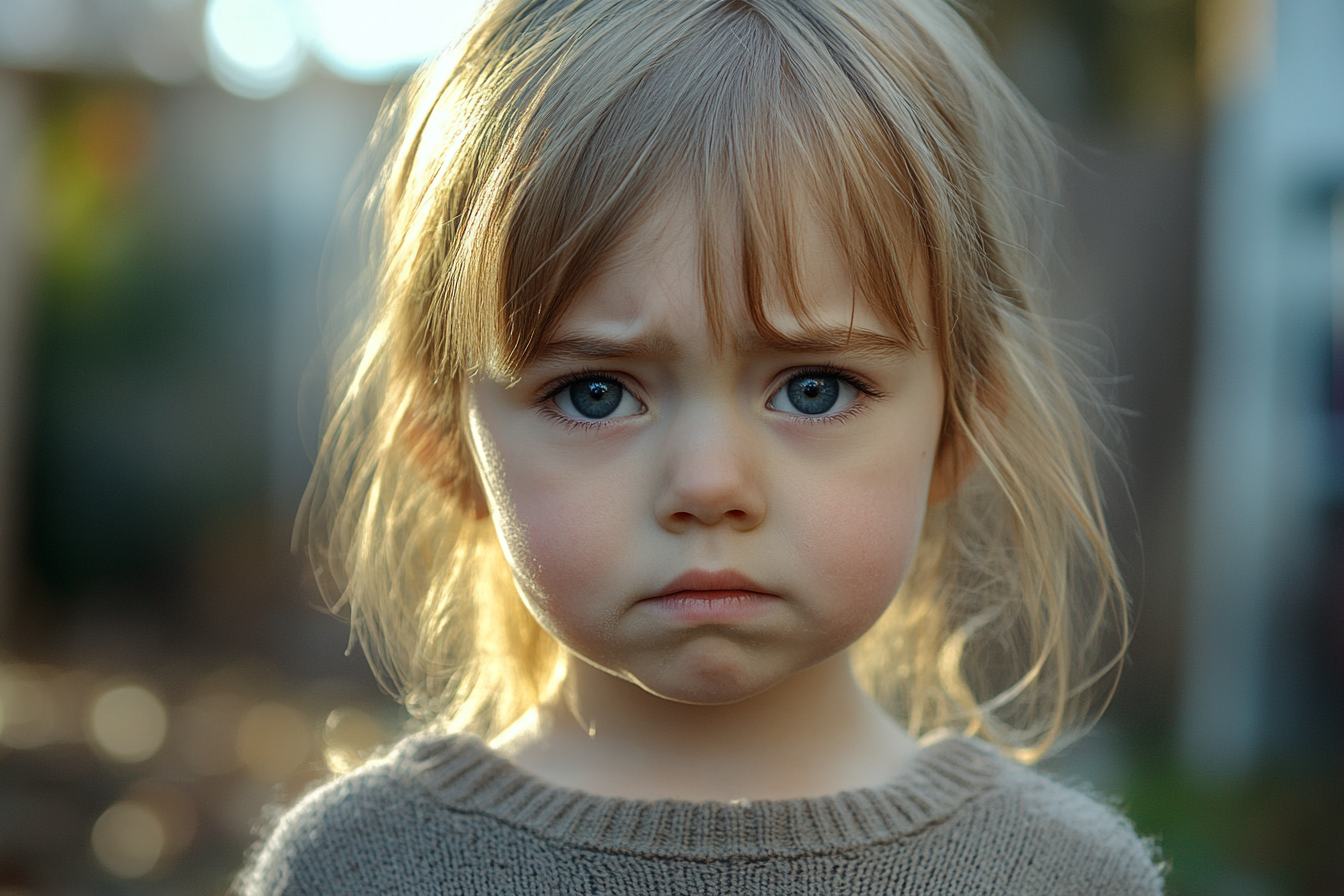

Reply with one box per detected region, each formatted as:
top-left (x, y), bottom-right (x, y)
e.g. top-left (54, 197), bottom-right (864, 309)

top-left (652, 569), bottom-right (773, 598)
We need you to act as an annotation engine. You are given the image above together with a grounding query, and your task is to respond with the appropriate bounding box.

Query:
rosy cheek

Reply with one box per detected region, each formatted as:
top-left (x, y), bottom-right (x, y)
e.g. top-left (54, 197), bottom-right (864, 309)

top-left (504, 465), bottom-right (636, 631)
top-left (803, 477), bottom-right (927, 620)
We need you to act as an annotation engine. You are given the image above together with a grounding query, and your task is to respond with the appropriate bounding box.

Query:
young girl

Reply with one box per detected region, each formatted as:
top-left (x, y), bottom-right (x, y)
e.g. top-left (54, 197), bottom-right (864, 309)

top-left (241, 0), bottom-right (1163, 892)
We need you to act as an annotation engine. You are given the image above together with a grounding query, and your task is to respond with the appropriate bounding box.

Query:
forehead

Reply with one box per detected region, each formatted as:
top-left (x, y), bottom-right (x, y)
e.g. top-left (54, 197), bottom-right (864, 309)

top-left (541, 192), bottom-right (928, 359)
top-left (561, 190), bottom-right (930, 338)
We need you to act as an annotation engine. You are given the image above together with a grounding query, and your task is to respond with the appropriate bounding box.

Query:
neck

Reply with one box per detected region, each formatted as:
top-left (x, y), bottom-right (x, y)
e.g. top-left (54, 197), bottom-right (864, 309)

top-left (491, 653), bottom-right (919, 801)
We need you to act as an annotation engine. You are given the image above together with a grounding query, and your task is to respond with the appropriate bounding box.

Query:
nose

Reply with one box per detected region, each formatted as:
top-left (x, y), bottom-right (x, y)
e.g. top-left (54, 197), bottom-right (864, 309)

top-left (654, 407), bottom-right (766, 533)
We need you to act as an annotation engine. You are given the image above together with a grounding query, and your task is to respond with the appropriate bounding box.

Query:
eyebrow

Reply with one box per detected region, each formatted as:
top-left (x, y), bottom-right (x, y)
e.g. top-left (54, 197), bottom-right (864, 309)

top-left (734, 327), bottom-right (912, 359)
top-left (531, 326), bottom-right (911, 366)
top-left (531, 333), bottom-right (682, 365)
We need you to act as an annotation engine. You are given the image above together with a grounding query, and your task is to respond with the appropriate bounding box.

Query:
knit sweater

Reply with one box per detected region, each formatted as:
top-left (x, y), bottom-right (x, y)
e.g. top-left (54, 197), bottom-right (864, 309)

top-left (237, 731), bottom-right (1164, 895)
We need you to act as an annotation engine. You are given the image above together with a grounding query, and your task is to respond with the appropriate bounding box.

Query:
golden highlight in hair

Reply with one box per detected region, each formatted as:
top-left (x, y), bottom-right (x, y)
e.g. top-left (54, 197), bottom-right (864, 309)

top-left (301, 0), bottom-right (1128, 762)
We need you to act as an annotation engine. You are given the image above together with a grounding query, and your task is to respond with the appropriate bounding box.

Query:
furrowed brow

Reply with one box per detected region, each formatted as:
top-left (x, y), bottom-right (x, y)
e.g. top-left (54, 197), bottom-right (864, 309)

top-left (736, 327), bottom-right (912, 359)
top-left (531, 332), bottom-right (681, 365)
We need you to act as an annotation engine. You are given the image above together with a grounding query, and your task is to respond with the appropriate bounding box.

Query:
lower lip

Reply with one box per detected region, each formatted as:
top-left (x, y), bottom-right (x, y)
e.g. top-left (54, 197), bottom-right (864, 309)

top-left (639, 590), bottom-right (780, 624)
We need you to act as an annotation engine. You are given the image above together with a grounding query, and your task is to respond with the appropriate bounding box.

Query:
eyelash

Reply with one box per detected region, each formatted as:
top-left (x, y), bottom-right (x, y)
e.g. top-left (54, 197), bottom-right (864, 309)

top-left (535, 364), bottom-right (886, 428)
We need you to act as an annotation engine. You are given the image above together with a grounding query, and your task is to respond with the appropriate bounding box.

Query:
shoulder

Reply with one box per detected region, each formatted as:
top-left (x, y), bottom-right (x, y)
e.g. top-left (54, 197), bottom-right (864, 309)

top-left (234, 732), bottom-right (474, 896)
top-left (926, 735), bottom-right (1165, 895)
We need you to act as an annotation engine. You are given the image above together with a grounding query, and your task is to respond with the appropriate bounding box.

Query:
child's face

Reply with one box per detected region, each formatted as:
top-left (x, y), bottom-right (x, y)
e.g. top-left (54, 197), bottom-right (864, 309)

top-left (466, 195), bottom-right (946, 705)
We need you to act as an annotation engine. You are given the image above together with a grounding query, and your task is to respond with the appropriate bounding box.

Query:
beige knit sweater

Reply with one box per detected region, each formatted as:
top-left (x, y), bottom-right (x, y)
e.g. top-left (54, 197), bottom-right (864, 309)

top-left (238, 731), bottom-right (1164, 894)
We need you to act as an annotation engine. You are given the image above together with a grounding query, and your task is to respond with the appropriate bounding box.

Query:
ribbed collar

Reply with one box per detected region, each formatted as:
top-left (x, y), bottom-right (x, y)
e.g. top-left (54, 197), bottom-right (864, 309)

top-left (392, 731), bottom-right (1005, 859)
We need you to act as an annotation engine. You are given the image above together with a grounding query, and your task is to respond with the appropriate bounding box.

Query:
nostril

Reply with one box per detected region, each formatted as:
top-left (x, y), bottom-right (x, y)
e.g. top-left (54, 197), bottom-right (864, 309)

top-left (666, 510), bottom-right (698, 529)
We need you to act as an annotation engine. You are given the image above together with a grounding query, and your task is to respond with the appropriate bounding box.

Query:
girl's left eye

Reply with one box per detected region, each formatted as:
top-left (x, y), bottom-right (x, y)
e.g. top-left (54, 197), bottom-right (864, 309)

top-left (550, 375), bottom-right (644, 421)
top-left (768, 372), bottom-right (861, 417)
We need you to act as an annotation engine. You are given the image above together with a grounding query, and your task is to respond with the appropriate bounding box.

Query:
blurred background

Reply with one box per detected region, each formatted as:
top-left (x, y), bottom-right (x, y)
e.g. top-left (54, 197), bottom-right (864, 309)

top-left (0, 0), bottom-right (1338, 893)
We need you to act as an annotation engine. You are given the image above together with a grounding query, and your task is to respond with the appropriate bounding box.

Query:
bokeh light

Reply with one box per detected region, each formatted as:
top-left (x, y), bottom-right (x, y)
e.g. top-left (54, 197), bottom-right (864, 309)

top-left (301, 0), bottom-right (477, 83)
top-left (236, 701), bottom-right (311, 781)
top-left (121, 0), bottom-right (203, 86)
top-left (87, 684), bottom-right (169, 763)
top-left (322, 705), bottom-right (392, 773)
top-left (90, 800), bottom-right (166, 879)
top-left (204, 0), bottom-right (306, 99)
top-left (0, 665), bottom-right (57, 749)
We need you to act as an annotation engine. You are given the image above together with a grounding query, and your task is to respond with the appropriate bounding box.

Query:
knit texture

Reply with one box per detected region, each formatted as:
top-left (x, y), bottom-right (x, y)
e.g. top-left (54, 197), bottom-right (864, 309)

top-left (237, 732), bottom-right (1164, 894)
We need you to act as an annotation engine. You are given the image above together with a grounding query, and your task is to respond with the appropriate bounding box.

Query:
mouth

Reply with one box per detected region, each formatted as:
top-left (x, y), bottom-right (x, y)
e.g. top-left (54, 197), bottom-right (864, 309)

top-left (654, 569), bottom-right (771, 596)
top-left (639, 569), bottom-right (780, 624)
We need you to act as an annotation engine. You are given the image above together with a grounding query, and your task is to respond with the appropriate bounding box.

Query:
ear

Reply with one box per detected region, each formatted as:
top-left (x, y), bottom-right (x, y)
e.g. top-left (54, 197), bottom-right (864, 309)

top-left (927, 426), bottom-right (975, 505)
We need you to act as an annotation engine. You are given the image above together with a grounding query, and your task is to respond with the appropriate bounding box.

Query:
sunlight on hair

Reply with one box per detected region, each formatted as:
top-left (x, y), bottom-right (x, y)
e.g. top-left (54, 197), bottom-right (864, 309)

top-left (90, 800), bottom-right (165, 879)
top-left (236, 702), bottom-right (312, 781)
top-left (87, 685), bottom-right (168, 763)
top-left (204, 0), bottom-right (305, 99)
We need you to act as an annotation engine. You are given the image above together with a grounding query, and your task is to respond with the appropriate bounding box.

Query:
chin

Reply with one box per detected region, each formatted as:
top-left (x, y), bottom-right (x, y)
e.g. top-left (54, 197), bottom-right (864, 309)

top-left (629, 641), bottom-right (794, 705)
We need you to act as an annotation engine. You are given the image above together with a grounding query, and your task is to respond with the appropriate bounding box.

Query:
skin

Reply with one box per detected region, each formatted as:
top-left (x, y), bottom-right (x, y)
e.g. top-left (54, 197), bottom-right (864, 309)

top-left (466, 194), bottom-right (950, 801)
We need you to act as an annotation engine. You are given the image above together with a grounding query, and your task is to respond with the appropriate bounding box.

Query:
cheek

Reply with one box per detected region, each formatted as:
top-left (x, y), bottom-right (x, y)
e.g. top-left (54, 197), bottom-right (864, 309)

top-left (513, 476), bottom-right (628, 591)
top-left (789, 452), bottom-right (933, 622)
top-left (483, 435), bottom-right (646, 635)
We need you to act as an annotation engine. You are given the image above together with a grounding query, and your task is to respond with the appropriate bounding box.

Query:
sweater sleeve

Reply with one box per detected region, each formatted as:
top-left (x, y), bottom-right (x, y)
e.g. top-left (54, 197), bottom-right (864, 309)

top-left (995, 769), bottom-right (1166, 895)
top-left (234, 770), bottom-right (386, 895)
top-left (234, 758), bottom-right (456, 896)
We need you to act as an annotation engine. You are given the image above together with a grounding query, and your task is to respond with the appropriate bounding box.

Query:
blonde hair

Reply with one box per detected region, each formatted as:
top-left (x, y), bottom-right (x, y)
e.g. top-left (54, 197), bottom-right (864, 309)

top-left (303, 0), bottom-right (1127, 762)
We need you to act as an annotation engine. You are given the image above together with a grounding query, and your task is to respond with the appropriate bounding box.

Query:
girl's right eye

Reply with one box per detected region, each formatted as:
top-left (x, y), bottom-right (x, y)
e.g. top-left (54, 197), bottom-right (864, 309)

top-left (550, 375), bottom-right (644, 421)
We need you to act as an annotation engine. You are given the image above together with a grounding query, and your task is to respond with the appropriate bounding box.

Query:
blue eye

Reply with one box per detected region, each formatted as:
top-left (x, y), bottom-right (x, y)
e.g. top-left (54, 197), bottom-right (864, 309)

top-left (570, 378), bottom-right (622, 417)
top-left (769, 372), bottom-right (859, 417)
top-left (552, 375), bottom-right (642, 420)
top-left (787, 376), bottom-right (839, 414)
